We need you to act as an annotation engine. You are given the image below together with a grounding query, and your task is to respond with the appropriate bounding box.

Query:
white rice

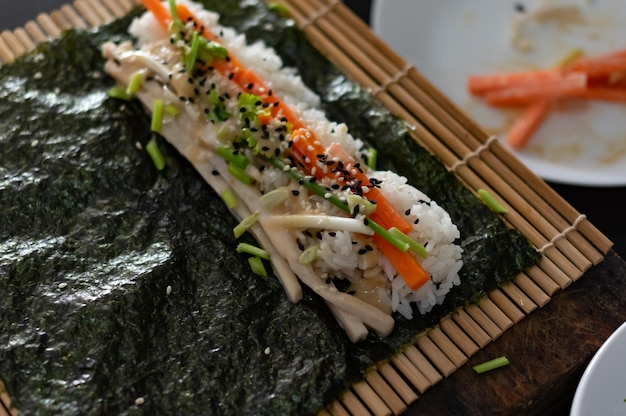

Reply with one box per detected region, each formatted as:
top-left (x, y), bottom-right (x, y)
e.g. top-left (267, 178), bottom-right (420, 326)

top-left (123, 0), bottom-right (464, 321)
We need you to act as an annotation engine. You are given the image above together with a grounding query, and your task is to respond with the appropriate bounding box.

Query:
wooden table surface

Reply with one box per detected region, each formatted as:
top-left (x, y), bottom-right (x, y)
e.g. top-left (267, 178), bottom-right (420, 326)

top-left (403, 250), bottom-right (626, 416)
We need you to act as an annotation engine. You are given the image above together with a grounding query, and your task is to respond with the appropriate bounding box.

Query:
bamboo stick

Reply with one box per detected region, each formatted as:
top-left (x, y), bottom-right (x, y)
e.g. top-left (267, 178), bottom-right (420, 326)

top-left (61, 4), bottom-right (88, 29)
top-left (450, 308), bottom-right (492, 348)
top-left (351, 380), bottom-right (392, 416)
top-left (514, 273), bottom-right (551, 307)
top-left (326, 400), bottom-right (350, 416)
top-left (377, 362), bottom-right (418, 405)
top-left (391, 353), bottom-right (431, 394)
top-left (364, 370), bottom-right (407, 415)
top-left (439, 316), bottom-right (480, 357)
top-left (50, 10), bottom-right (74, 31)
top-left (500, 280), bottom-right (538, 314)
top-left (74, 0), bottom-right (105, 27)
top-left (402, 344), bottom-right (443, 385)
top-left (36, 13), bottom-right (62, 38)
top-left (426, 326), bottom-right (469, 368)
top-left (340, 388), bottom-right (370, 416)
top-left (13, 28), bottom-right (36, 53)
top-left (24, 21), bottom-right (47, 43)
top-left (465, 303), bottom-right (503, 340)
top-left (0, 31), bottom-right (25, 58)
top-left (414, 333), bottom-right (457, 377)
top-left (488, 288), bottom-right (526, 323)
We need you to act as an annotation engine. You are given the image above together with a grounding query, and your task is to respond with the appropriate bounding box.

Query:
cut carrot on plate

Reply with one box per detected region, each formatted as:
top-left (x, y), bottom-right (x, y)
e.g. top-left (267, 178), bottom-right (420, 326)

top-left (467, 46), bottom-right (626, 149)
top-left (507, 99), bottom-right (552, 150)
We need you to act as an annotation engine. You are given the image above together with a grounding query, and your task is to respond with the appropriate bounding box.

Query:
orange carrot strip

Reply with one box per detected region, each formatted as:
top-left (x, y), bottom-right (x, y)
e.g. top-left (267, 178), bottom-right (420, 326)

top-left (374, 237), bottom-right (430, 291)
top-left (567, 57), bottom-right (626, 78)
top-left (141, 0), bottom-right (171, 30)
top-left (568, 87), bottom-right (626, 103)
top-left (467, 69), bottom-right (562, 96)
top-left (507, 100), bottom-right (552, 150)
top-left (484, 72), bottom-right (587, 107)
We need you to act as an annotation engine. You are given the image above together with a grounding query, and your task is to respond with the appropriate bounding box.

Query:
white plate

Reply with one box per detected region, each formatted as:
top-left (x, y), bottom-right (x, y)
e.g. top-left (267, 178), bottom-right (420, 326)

top-left (570, 320), bottom-right (626, 416)
top-left (372, 0), bottom-right (626, 186)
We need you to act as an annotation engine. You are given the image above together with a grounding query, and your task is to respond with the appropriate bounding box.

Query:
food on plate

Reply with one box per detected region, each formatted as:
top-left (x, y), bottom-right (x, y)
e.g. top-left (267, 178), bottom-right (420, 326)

top-left (101, 0), bottom-right (465, 343)
top-left (468, 48), bottom-right (626, 149)
top-left (0, 1), bottom-right (540, 414)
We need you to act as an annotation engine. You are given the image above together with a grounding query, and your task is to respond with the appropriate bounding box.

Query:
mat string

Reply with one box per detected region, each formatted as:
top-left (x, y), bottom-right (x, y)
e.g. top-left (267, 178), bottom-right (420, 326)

top-left (298, 0), bottom-right (340, 30)
top-left (448, 135), bottom-right (499, 172)
top-left (538, 214), bottom-right (587, 253)
top-left (370, 63), bottom-right (413, 97)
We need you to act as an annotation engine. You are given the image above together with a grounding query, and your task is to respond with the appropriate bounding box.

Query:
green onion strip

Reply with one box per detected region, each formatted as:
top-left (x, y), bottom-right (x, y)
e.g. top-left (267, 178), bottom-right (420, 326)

top-left (267, 156), bottom-right (410, 253)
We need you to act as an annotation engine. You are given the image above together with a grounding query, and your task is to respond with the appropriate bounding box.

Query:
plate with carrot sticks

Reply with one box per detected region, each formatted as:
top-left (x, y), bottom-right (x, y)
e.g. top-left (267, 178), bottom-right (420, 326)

top-left (373, 0), bottom-right (626, 186)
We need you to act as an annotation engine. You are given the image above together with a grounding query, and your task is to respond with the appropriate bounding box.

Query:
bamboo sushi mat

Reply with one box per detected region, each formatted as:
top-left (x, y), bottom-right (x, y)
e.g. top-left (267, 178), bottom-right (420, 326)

top-left (0, 1), bottom-right (615, 415)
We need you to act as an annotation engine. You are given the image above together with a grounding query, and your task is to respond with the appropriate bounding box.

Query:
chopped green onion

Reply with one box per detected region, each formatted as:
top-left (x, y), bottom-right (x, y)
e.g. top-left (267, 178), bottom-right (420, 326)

top-left (227, 163), bottom-right (254, 185)
top-left (220, 188), bottom-right (237, 209)
top-left (197, 40), bottom-right (228, 65)
top-left (268, 2), bottom-right (290, 17)
top-left (151, 99), bottom-right (164, 134)
top-left (216, 146), bottom-right (249, 169)
top-left (145, 137), bottom-right (166, 171)
top-left (299, 244), bottom-right (319, 265)
top-left (477, 189), bottom-right (507, 214)
top-left (346, 194), bottom-right (377, 215)
top-left (366, 147), bottom-right (378, 170)
top-left (233, 211), bottom-right (259, 238)
top-left (473, 356), bottom-right (510, 374)
top-left (388, 227), bottom-right (428, 258)
top-left (185, 31), bottom-right (201, 73)
top-left (366, 221), bottom-right (410, 253)
top-left (236, 243), bottom-right (270, 260)
top-left (208, 89), bottom-right (230, 122)
top-left (248, 256), bottom-right (268, 277)
top-left (164, 104), bottom-right (181, 117)
top-left (126, 71), bottom-right (144, 96)
top-left (259, 188), bottom-right (289, 210)
top-left (108, 85), bottom-right (133, 101)
top-left (267, 156), bottom-right (408, 250)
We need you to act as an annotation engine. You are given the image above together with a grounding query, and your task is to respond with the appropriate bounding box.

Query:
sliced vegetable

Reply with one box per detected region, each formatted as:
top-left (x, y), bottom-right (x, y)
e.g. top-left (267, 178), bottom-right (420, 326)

top-left (248, 256), bottom-right (268, 277)
top-left (108, 85), bottom-right (133, 101)
top-left (484, 72), bottom-right (586, 107)
top-left (220, 188), bottom-right (237, 209)
top-left (150, 98), bottom-right (164, 133)
top-left (476, 189), bottom-right (508, 214)
top-left (388, 227), bottom-right (428, 258)
top-left (233, 211), bottom-right (260, 238)
top-left (507, 99), bottom-right (551, 150)
top-left (236, 243), bottom-right (271, 260)
top-left (126, 70), bottom-right (144, 96)
top-left (145, 136), bottom-right (166, 171)
top-left (473, 356), bottom-right (510, 374)
top-left (299, 244), bottom-right (319, 265)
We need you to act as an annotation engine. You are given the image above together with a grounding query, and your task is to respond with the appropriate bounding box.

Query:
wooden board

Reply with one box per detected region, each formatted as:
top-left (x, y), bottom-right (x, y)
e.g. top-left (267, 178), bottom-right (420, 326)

top-left (0, 1), bottom-right (616, 415)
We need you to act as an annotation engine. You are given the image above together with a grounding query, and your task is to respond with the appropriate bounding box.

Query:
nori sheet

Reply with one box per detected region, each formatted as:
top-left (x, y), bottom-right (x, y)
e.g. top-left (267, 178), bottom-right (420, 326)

top-left (0, 1), bottom-right (540, 415)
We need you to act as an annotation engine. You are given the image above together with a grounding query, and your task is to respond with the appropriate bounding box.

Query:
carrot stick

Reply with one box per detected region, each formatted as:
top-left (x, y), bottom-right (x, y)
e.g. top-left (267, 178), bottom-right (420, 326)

top-left (374, 237), bottom-right (430, 290)
top-left (140, 0), bottom-right (172, 30)
top-left (467, 69), bottom-right (562, 96)
top-left (507, 99), bottom-right (552, 150)
top-left (568, 86), bottom-right (626, 102)
top-left (139, 0), bottom-right (429, 290)
top-left (484, 72), bottom-right (587, 107)
top-left (567, 57), bottom-right (626, 78)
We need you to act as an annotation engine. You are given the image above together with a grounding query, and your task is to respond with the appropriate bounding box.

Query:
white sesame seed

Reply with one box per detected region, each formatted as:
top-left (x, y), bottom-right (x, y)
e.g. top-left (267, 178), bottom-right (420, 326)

top-left (135, 141), bottom-right (143, 150)
top-left (282, 165), bottom-right (290, 171)
top-left (166, 285), bottom-right (172, 295)
top-left (30, 139), bottom-right (39, 147)
top-left (324, 193), bottom-right (331, 199)
top-left (264, 347), bottom-right (271, 355)
top-left (58, 282), bottom-right (67, 289)
top-left (34, 72), bottom-right (43, 79)
top-left (135, 397), bottom-right (145, 406)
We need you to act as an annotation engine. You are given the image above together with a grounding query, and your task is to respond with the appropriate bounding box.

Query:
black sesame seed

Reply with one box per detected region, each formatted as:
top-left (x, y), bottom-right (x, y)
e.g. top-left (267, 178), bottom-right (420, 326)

top-left (328, 232), bottom-right (337, 237)
top-left (274, 148), bottom-right (281, 157)
top-left (211, 170), bottom-right (220, 176)
top-left (414, 218), bottom-right (420, 224)
top-left (357, 249), bottom-right (367, 255)
top-left (405, 209), bottom-right (411, 216)
top-left (514, 3), bottom-right (525, 12)
top-left (247, 83), bottom-right (254, 90)
top-left (347, 290), bottom-right (356, 296)
top-left (365, 245), bottom-right (373, 251)
top-left (291, 190), bottom-right (300, 196)
top-left (228, 73), bottom-right (234, 79)
top-left (297, 240), bottom-right (305, 251)
top-left (316, 232), bottom-right (322, 240)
